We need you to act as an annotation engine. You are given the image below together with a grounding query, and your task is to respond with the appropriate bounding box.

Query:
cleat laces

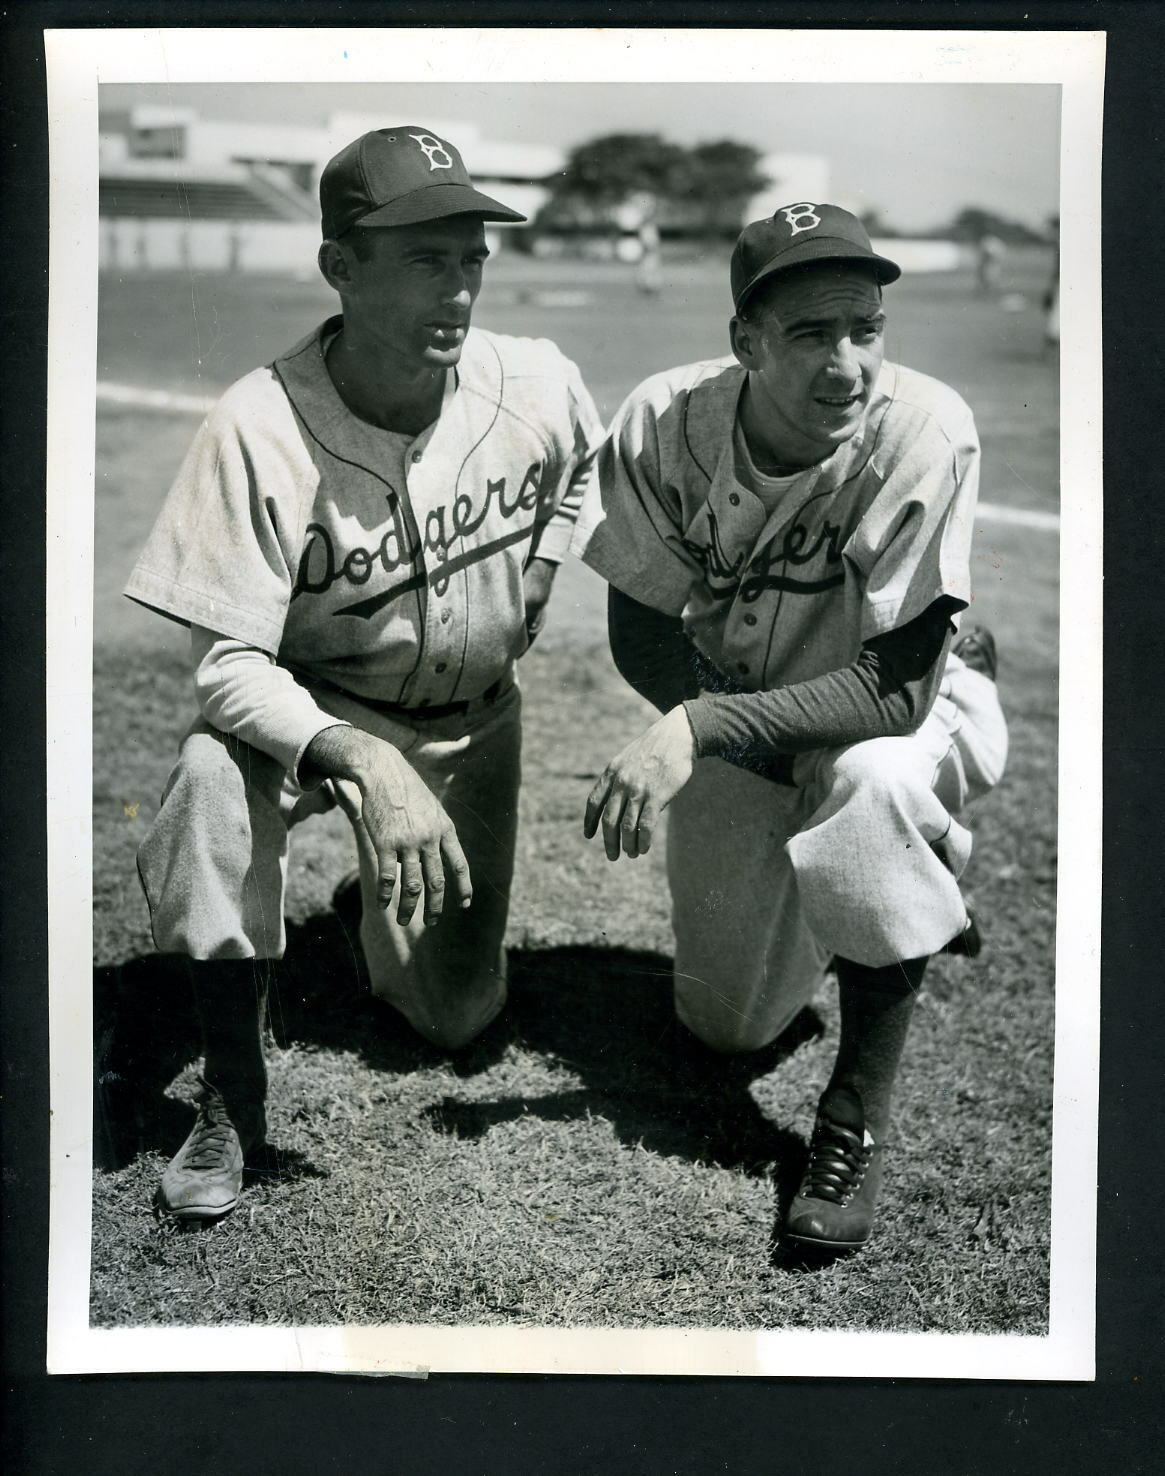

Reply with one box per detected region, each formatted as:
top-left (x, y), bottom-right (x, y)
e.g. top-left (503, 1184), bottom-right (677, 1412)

top-left (801, 1120), bottom-right (873, 1207)
top-left (182, 1089), bottom-right (237, 1169)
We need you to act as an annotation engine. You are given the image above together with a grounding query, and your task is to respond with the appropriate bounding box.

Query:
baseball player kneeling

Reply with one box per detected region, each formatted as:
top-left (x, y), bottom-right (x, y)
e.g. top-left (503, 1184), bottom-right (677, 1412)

top-left (578, 203), bottom-right (1008, 1252)
top-left (125, 127), bottom-right (602, 1221)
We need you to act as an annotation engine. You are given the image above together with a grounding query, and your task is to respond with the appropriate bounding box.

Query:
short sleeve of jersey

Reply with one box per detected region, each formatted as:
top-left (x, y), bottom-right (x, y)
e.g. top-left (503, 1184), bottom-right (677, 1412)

top-left (562, 349), bottom-right (606, 477)
top-left (575, 373), bottom-right (709, 616)
top-left (847, 380), bottom-right (980, 641)
top-left (531, 347), bottom-right (606, 564)
top-left (124, 372), bottom-right (316, 655)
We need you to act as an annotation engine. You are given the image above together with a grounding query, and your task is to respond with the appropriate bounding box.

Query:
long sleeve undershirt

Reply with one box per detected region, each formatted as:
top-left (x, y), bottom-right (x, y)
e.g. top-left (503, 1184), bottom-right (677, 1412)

top-left (189, 551), bottom-right (564, 783)
top-left (189, 626), bottom-right (346, 784)
top-left (608, 588), bottom-right (955, 783)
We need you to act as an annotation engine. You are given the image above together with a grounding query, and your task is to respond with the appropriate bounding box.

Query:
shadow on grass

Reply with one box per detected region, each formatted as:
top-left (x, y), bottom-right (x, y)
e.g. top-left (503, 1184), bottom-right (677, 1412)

top-left (422, 946), bottom-right (821, 1184)
top-left (93, 953), bottom-right (201, 1171)
top-left (95, 905), bottom-right (825, 1193)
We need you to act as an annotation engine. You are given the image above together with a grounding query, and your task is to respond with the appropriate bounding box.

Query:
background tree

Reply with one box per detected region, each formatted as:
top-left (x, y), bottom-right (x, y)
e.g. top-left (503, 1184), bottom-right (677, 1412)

top-left (943, 205), bottom-right (1045, 245)
top-left (675, 139), bottom-right (769, 235)
top-left (858, 205), bottom-right (895, 238)
top-left (551, 132), bottom-right (689, 206)
top-left (538, 132), bottom-right (768, 239)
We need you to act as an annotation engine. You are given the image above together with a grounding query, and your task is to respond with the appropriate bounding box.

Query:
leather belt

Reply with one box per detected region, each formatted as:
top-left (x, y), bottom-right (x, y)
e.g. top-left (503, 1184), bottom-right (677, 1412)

top-left (353, 677), bottom-right (506, 722)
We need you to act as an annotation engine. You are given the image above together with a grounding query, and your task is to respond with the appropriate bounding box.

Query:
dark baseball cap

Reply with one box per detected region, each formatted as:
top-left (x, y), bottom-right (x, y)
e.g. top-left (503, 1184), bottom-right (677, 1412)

top-left (731, 203), bottom-right (901, 313)
top-left (320, 127), bottom-right (527, 239)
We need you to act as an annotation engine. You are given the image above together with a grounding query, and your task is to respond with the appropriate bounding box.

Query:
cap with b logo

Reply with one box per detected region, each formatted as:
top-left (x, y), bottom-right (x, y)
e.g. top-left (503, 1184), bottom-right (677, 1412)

top-left (731, 202), bottom-right (901, 313)
top-left (320, 127), bottom-right (527, 239)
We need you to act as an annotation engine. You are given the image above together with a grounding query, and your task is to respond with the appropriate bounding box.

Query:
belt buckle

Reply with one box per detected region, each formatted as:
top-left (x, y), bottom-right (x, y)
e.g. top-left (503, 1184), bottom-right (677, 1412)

top-left (396, 677), bottom-right (506, 722)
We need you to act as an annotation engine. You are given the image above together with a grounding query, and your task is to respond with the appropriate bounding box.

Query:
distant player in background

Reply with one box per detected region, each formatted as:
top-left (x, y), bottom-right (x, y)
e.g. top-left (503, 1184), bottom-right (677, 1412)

top-left (579, 203), bottom-right (1008, 1253)
top-left (125, 126), bottom-right (602, 1221)
top-left (1044, 215), bottom-right (1061, 353)
top-left (975, 231), bottom-right (1005, 299)
top-left (635, 217), bottom-right (663, 295)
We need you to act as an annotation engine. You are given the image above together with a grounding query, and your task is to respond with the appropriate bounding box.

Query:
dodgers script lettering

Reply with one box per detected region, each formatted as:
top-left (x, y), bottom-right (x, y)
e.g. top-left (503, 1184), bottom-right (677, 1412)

top-left (291, 461), bottom-right (544, 616)
top-left (682, 512), bottom-right (847, 603)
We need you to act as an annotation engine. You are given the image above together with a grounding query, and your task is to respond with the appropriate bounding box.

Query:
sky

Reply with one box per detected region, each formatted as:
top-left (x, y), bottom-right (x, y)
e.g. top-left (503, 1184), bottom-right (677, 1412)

top-left (99, 81), bottom-right (1061, 235)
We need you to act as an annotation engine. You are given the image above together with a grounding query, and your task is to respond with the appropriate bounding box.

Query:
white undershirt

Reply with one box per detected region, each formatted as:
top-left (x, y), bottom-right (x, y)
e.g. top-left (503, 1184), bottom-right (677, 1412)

top-left (732, 417), bottom-right (807, 516)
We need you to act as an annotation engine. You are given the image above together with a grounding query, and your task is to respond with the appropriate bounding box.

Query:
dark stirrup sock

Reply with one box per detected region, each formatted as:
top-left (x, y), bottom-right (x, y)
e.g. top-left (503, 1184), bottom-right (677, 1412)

top-left (826, 955), bottom-right (928, 1142)
top-left (187, 958), bottom-right (270, 1104)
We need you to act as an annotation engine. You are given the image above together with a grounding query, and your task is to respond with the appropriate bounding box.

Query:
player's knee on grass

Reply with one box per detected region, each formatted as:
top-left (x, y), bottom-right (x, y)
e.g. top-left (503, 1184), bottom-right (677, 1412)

top-left (391, 975), bottom-right (507, 1051)
top-left (678, 1018), bottom-right (782, 1056)
top-left (675, 999), bottom-right (796, 1057)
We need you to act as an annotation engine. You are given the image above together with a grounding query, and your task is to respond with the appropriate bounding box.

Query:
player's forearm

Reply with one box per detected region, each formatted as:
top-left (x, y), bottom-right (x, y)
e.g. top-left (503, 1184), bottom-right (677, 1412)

top-left (191, 628), bottom-right (347, 780)
top-left (520, 555), bottom-right (559, 647)
top-left (608, 586), bottom-right (703, 714)
top-left (299, 722), bottom-right (400, 793)
top-left (685, 662), bottom-right (920, 760)
top-left (685, 601), bottom-right (954, 762)
top-left (534, 458), bottom-right (597, 564)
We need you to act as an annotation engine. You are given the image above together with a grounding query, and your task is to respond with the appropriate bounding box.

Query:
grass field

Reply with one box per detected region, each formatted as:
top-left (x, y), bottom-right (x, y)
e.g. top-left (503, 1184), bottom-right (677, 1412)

top-left (90, 245), bottom-right (1059, 1334)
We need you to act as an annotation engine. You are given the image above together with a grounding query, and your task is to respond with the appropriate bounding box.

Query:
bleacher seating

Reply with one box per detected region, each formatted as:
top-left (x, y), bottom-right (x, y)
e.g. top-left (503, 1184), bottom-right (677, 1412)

top-left (99, 177), bottom-right (292, 221)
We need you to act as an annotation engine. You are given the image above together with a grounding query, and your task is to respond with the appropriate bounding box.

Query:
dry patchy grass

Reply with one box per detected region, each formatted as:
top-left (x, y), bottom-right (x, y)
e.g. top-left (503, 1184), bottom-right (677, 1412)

top-left (89, 258), bottom-right (1058, 1335)
top-left (92, 625), bottom-right (1054, 1334)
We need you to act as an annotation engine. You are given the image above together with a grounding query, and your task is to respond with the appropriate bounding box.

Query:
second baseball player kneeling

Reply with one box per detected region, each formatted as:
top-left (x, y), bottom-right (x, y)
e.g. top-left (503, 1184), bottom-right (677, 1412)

top-left (578, 202), bottom-right (1008, 1253)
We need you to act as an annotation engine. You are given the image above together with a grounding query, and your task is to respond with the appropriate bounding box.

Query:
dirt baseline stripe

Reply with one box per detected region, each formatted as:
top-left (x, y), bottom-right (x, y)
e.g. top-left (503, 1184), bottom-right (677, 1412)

top-left (96, 381), bottom-right (1062, 533)
top-left (99, 381), bottom-right (218, 415)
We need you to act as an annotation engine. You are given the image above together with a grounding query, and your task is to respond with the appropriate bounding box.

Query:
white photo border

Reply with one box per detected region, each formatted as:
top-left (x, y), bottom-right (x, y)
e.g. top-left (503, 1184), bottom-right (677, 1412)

top-left (45, 24), bottom-right (1104, 1379)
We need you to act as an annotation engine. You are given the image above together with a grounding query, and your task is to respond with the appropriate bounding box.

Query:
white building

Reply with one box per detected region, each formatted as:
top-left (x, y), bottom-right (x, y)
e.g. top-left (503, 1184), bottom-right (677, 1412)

top-left (98, 106), bottom-right (562, 271)
top-left (101, 110), bottom-right (917, 275)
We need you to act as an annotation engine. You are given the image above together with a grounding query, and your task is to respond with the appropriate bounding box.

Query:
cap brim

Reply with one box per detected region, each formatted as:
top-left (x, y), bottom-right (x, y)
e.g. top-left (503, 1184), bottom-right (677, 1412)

top-left (737, 236), bottom-right (901, 311)
top-left (345, 183), bottom-right (526, 232)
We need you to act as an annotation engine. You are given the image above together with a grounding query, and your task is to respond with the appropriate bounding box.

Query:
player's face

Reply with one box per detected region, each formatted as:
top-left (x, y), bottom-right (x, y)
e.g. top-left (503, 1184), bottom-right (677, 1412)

top-left (731, 265), bottom-right (886, 467)
top-left (339, 215), bottom-right (490, 370)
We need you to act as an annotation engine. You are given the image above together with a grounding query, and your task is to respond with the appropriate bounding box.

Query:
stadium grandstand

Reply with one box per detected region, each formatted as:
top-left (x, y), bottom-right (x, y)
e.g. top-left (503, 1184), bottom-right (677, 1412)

top-left (98, 107), bottom-right (954, 276)
top-left (98, 107), bottom-right (563, 272)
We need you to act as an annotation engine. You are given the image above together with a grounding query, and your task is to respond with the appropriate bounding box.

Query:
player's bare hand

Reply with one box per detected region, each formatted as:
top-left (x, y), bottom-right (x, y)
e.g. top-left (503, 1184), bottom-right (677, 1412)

top-left (303, 726), bottom-right (472, 926)
top-left (521, 556), bottom-right (558, 650)
top-left (583, 706), bottom-right (697, 860)
top-left (359, 755), bottom-right (471, 925)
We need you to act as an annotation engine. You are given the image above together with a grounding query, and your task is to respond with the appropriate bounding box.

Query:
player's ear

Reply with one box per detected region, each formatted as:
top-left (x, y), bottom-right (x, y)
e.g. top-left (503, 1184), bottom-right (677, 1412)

top-left (318, 238), bottom-right (353, 293)
top-left (730, 315), bottom-right (758, 369)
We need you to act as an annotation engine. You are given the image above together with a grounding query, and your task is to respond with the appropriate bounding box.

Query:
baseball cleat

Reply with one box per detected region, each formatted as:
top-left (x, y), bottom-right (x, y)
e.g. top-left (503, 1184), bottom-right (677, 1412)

top-left (942, 912), bottom-right (983, 958)
top-left (332, 868), bottom-right (363, 929)
top-left (951, 624), bottom-right (998, 681)
top-left (784, 1085), bottom-right (884, 1251)
top-left (157, 1079), bottom-right (266, 1221)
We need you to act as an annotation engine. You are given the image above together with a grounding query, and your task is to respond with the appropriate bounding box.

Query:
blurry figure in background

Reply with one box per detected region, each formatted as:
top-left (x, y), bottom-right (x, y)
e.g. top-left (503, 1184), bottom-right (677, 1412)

top-left (635, 217), bottom-right (663, 295)
top-left (975, 232), bottom-right (1005, 298)
top-left (123, 125), bottom-right (603, 1223)
top-left (578, 203), bottom-right (1009, 1256)
top-left (1043, 216), bottom-right (1060, 354)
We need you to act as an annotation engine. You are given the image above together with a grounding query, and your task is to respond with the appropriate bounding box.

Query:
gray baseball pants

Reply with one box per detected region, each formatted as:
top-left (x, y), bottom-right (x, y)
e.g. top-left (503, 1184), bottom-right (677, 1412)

top-left (667, 656), bottom-right (1009, 1052)
top-left (137, 683), bottom-right (521, 1049)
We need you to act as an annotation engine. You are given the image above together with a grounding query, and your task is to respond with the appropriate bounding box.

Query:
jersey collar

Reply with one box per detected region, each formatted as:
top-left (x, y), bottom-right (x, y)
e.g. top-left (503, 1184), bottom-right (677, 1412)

top-left (271, 317), bottom-right (505, 473)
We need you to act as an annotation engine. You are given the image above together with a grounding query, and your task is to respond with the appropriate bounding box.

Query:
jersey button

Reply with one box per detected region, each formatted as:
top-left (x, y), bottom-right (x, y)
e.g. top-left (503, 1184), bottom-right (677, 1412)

top-left (728, 492), bottom-right (741, 506)
top-left (440, 608), bottom-right (451, 624)
top-left (743, 613), bottom-right (758, 626)
top-left (434, 662), bottom-right (447, 674)
top-left (411, 450), bottom-right (423, 463)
